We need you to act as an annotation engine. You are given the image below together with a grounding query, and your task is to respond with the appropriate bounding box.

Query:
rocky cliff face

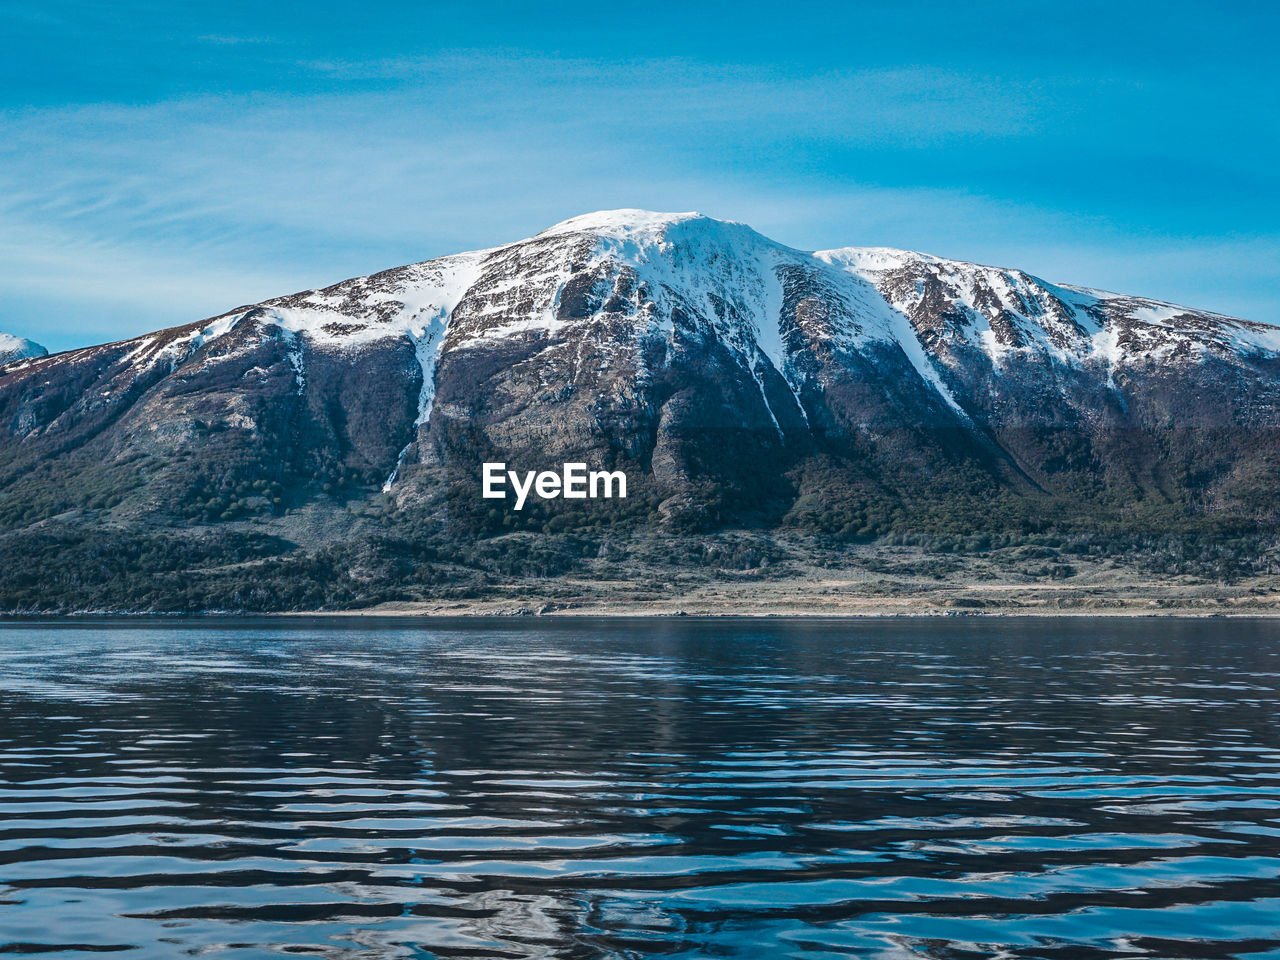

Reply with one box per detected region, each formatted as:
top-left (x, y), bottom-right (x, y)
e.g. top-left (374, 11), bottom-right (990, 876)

top-left (2, 210), bottom-right (1279, 608)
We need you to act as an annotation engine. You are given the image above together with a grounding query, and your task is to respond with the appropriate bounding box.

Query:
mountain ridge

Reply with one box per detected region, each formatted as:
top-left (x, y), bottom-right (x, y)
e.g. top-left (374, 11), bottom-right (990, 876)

top-left (12, 210), bottom-right (1273, 392)
top-left (3, 209), bottom-right (1279, 612)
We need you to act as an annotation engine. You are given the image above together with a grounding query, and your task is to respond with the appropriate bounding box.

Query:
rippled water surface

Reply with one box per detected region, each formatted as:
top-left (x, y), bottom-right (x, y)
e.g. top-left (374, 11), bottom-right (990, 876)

top-left (1, 618), bottom-right (1279, 958)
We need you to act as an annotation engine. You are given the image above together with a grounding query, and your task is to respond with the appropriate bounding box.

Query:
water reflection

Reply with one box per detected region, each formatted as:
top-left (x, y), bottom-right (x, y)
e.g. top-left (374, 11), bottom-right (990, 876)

top-left (0, 617), bottom-right (1278, 958)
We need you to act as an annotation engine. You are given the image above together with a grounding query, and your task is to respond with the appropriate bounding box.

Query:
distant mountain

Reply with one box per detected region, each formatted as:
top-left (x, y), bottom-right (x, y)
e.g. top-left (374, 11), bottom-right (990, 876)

top-left (3, 210), bottom-right (1279, 611)
top-left (0, 333), bottom-right (47, 365)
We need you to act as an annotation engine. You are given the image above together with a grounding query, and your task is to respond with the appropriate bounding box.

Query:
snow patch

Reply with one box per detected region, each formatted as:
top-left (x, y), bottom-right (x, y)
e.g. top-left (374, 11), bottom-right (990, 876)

top-left (283, 330), bottom-right (306, 394)
top-left (0, 333), bottom-right (49, 365)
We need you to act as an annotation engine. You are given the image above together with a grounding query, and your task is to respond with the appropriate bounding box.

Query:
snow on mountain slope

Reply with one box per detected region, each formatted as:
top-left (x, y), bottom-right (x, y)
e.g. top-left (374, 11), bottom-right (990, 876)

top-left (14, 211), bottom-right (1273, 440)
top-left (819, 245), bottom-right (1280, 372)
top-left (265, 251), bottom-right (489, 423)
top-left (511, 211), bottom-right (810, 429)
top-left (0, 333), bottom-right (47, 365)
top-left (532, 210), bottom-right (792, 363)
top-left (100, 213), bottom-right (942, 403)
top-left (192, 211), bottom-right (1271, 405)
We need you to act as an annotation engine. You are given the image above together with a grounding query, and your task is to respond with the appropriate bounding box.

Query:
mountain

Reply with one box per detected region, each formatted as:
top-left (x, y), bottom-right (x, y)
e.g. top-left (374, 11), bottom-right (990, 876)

top-left (3, 210), bottom-right (1279, 612)
top-left (0, 333), bottom-right (47, 365)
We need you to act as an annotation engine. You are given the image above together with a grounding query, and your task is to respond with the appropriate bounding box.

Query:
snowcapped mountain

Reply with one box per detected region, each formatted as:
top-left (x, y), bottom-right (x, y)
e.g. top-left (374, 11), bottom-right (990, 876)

top-left (83, 209), bottom-right (1276, 422)
top-left (0, 333), bottom-right (47, 365)
top-left (3, 209), bottom-right (1280, 553)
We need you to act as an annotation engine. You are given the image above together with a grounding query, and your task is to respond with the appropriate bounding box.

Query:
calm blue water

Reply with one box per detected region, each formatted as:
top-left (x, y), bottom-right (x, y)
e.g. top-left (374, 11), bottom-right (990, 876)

top-left (1, 617), bottom-right (1278, 959)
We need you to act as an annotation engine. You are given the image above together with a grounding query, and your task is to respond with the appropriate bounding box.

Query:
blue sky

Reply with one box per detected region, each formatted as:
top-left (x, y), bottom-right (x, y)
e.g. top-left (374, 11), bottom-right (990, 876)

top-left (3, 1), bottom-right (1277, 352)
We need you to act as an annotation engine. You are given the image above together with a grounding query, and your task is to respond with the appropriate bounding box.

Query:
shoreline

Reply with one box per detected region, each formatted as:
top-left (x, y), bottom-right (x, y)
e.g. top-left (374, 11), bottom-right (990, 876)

top-left (7, 561), bottom-right (1280, 621)
top-left (5, 603), bottom-right (1280, 621)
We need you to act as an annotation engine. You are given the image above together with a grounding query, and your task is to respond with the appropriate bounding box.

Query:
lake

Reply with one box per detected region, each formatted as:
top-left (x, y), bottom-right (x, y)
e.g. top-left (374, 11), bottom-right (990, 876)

top-left (1, 617), bottom-right (1278, 958)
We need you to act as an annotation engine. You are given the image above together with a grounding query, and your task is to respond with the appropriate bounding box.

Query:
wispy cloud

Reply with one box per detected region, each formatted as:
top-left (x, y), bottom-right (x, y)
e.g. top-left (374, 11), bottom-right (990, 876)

top-left (2, 50), bottom-right (1276, 349)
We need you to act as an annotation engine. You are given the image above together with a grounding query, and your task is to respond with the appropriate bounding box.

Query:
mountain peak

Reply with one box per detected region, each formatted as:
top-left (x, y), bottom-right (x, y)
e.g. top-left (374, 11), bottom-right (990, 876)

top-left (528, 209), bottom-right (786, 253)
top-left (0, 333), bottom-right (47, 365)
top-left (536, 209), bottom-right (710, 240)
